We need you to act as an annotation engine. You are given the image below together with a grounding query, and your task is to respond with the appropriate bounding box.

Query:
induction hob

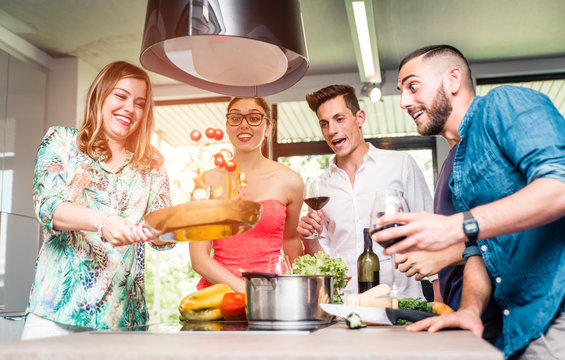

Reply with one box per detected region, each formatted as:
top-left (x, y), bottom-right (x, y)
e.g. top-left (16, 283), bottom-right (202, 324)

top-left (99, 319), bottom-right (335, 334)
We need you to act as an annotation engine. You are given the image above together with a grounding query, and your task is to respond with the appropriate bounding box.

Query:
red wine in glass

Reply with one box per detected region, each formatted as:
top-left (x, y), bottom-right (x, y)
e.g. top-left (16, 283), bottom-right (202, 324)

top-left (370, 224), bottom-right (406, 248)
top-left (303, 178), bottom-right (328, 239)
top-left (369, 189), bottom-right (409, 308)
top-left (304, 196), bottom-right (330, 210)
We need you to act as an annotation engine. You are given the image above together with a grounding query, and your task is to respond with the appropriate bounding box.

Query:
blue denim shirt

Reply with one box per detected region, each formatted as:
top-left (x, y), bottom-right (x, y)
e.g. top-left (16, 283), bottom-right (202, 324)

top-left (452, 86), bottom-right (565, 358)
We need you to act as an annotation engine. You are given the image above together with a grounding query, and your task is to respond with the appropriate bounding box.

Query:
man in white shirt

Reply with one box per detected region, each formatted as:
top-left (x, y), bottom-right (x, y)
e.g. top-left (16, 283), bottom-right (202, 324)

top-left (297, 84), bottom-right (432, 297)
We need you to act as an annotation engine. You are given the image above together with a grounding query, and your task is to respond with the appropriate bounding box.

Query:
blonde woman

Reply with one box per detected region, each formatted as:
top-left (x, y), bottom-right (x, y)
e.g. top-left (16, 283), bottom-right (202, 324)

top-left (22, 61), bottom-right (172, 339)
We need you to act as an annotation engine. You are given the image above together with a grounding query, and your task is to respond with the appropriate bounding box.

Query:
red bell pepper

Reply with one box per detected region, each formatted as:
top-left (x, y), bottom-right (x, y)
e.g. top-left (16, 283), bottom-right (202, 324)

top-left (220, 292), bottom-right (246, 321)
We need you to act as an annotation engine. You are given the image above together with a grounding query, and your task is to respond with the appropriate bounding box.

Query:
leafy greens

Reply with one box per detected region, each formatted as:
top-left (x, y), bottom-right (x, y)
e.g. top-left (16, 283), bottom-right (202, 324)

top-left (290, 251), bottom-right (348, 304)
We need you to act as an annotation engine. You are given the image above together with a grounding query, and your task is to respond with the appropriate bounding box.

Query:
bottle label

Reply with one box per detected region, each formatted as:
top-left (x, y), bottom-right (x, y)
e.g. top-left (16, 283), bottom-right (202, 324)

top-left (358, 269), bottom-right (380, 282)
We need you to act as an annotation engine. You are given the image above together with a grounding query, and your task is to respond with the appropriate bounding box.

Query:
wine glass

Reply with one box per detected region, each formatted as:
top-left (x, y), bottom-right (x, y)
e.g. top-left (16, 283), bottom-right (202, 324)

top-left (267, 253), bottom-right (291, 275)
top-left (303, 177), bottom-right (330, 239)
top-left (368, 188), bottom-right (409, 309)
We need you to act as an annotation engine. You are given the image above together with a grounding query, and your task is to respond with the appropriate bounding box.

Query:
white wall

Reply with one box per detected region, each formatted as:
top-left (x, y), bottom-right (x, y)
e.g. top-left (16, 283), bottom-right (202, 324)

top-left (45, 57), bottom-right (98, 129)
top-left (76, 59), bottom-right (99, 126)
top-left (45, 57), bottom-right (79, 129)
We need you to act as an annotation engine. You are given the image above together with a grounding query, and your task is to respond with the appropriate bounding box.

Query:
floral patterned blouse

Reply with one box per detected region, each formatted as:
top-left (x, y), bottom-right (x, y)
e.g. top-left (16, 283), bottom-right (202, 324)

top-left (27, 126), bottom-right (172, 330)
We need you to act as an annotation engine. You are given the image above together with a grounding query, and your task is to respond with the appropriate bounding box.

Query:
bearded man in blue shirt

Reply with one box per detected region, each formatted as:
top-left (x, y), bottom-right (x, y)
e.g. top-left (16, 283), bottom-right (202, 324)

top-left (372, 44), bottom-right (565, 359)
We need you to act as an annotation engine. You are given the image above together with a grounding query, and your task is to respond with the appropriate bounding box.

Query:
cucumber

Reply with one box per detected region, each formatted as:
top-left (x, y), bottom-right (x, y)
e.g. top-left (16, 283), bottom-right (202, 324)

top-left (345, 312), bottom-right (366, 329)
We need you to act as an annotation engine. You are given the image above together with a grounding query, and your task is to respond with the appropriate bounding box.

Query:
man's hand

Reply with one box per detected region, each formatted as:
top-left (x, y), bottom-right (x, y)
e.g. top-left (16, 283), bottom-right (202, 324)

top-left (371, 212), bottom-right (466, 255)
top-left (374, 179), bottom-right (565, 255)
top-left (396, 243), bottom-right (465, 280)
top-left (408, 256), bottom-right (490, 338)
top-left (395, 251), bottom-right (441, 280)
top-left (406, 308), bottom-right (484, 338)
top-left (296, 210), bottom-right (323, 240)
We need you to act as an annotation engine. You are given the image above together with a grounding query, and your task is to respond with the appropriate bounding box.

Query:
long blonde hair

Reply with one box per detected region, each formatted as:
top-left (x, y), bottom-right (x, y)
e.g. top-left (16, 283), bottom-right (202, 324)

top-left (77, 61), bottom-right (163, 169)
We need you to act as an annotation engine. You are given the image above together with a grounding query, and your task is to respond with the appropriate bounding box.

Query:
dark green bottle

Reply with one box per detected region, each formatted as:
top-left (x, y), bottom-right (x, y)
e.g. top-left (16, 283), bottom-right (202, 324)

top-left (357, 228), bottom-right (380, 293)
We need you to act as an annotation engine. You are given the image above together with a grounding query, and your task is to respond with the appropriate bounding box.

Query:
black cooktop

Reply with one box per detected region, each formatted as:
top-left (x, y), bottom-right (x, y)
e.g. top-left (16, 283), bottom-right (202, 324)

top-left (103, 319), bottom-right (335, 334)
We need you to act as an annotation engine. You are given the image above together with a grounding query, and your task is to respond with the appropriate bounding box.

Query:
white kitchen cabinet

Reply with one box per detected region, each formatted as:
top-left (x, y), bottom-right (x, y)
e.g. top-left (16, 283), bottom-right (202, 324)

top-left (0, 48), bottom-right (45, 313)
top-left (0, 50), bottom-right (7, 212)
top-left (0, 212), bottom-right (39, 312)
top-left (3, 53), bottom-right (46, 217)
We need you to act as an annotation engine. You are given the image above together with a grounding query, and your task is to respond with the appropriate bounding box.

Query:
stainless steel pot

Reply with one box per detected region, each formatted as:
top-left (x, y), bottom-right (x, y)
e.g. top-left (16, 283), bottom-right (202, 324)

top-left (242, 272), bottom-right (334, 322)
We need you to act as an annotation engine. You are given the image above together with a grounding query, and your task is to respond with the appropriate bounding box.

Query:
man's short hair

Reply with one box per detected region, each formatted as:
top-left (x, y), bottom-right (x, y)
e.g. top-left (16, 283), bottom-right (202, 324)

top-left (305, 84), bottom-right (361, 115)
top-left (399, 45), bottom-right (474, 92)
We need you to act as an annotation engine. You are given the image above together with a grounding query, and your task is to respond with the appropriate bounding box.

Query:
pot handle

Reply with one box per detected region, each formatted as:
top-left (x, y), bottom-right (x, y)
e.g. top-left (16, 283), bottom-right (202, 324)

top-left (241, 271), bottom-right (278, 279)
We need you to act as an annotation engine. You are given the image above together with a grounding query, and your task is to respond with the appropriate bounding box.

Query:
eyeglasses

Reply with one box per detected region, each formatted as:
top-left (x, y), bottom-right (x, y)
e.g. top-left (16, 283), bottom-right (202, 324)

top-left (226, 112), bottom-right (267, 127)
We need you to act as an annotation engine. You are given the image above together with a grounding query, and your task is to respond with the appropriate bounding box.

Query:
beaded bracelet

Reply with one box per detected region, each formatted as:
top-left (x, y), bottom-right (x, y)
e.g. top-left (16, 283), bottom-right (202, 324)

top-left (97, 213), bottom-right (112, 239)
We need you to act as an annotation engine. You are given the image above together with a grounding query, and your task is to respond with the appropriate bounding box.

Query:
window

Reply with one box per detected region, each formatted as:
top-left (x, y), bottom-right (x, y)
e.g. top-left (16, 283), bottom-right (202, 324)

top-left (476, 74), bottom-right (565, 117)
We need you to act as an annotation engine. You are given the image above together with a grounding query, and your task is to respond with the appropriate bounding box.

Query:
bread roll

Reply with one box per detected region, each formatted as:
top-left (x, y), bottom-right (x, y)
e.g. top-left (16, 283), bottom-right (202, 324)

top-left (345, 284), bottom-right (392, 307)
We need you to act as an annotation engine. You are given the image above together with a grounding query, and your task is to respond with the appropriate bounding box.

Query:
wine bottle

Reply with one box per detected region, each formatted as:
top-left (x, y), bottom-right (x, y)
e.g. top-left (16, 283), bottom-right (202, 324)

top-left (357, 228), bottom-right (380, 293)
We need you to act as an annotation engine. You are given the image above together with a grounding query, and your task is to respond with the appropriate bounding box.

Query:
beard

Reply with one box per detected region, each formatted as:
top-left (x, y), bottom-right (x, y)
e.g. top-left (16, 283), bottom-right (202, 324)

top-left (417, 85), bottom-right (452, 136)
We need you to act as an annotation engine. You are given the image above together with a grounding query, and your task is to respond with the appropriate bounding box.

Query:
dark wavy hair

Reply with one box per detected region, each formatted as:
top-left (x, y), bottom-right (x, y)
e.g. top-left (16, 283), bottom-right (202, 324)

top-left (305, 84), bottom-right (360, 115)
top-left (76, 61), bottom-right (163, 169)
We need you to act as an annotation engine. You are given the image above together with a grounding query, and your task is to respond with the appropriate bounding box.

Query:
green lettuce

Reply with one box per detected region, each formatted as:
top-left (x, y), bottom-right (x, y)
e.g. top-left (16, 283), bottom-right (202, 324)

top-left (290, 251), bottom-right (348, 304)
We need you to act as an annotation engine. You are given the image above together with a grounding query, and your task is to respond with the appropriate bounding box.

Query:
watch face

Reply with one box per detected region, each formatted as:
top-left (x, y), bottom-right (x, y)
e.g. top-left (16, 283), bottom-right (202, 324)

top-left (463, 218), bottom-right (479, 242)
top-left (463, 211), bottom-right (479, 241)
top-left (465, 222), bottom-right (479, 234)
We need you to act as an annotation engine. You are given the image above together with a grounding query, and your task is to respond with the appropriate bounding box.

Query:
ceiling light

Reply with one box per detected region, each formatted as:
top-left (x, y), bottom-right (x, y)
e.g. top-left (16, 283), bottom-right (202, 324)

top-left (140, 0), bottom-right (309, 97)
top-left (361, 83), bottom-right (382, 103)
top-left (345, 0), bottom-right (381, 83)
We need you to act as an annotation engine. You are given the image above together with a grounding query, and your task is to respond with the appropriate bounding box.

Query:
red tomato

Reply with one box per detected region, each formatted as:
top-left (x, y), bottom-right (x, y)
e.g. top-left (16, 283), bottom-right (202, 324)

top-left (205, 127), bottom-right (216, 139)
top-left (214, 153), bottom-right (225, 167)
top-left (189, 130), bottom-right (201, 142)
top-left (225, 160), bottom-right (237, 172)
top-left (220, 293), bottom-right (246, 321)
top-left (214, 129), bottom-right (224, 141)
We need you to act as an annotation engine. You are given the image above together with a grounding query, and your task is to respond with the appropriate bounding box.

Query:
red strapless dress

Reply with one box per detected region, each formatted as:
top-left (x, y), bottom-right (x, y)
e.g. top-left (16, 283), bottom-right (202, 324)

top-left (196, 199), bottom-right (286, 289)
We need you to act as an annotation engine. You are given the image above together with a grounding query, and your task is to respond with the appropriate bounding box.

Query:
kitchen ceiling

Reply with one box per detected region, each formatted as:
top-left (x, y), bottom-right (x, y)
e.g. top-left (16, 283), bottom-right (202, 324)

top-left (1, 0), bottom-right (565, 147)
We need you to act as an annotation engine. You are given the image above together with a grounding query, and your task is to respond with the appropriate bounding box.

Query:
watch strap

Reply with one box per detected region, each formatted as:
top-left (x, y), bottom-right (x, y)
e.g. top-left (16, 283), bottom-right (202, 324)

top-left (463, 211), bottom-right (473, 222)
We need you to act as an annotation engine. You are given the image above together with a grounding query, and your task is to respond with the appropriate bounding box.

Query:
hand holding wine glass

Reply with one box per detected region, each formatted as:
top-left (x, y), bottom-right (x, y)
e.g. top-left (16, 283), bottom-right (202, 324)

top-left (369, 189), bottom-right (409, 248)
top-left (369, 188), bottom-right (409, 308)
top-left (303, 177), bottom-right (329, 239)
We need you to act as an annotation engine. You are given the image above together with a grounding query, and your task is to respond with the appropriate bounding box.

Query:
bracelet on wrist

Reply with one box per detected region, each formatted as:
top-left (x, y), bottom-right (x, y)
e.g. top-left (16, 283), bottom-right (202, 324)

top-left (97, 213), bottom-right (112, 240)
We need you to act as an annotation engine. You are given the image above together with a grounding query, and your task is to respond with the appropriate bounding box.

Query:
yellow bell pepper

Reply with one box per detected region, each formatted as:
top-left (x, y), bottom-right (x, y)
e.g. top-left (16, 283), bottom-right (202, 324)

top-left (179, 283), bottom-right (234, 314)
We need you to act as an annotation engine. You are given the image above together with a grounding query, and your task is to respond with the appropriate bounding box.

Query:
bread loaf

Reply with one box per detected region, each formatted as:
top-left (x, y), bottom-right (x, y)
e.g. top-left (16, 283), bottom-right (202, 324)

top-left (345, 284), bottom-right (392, 307)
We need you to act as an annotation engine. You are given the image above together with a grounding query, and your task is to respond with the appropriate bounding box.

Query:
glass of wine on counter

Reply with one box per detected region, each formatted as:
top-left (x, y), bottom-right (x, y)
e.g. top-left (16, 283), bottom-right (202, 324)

top-left (303, 177), bottom-right (330, 239)
top-left (369, 188), bottom-right (409, 308)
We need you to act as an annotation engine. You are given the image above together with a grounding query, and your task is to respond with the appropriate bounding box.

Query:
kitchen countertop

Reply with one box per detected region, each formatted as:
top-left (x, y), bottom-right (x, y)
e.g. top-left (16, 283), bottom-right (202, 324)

top-left (0, 321), bottom-right (503, 359)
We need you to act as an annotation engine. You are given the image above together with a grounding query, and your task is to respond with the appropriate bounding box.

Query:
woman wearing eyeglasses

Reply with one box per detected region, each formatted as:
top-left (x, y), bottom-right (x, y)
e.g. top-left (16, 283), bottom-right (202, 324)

top-left (189, 97), bottom-right (304, 293)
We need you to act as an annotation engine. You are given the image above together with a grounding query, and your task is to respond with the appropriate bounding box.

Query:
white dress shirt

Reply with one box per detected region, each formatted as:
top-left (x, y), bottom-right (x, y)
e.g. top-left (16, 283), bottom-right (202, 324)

top-left (317, 143), bottom-right (432, 297)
